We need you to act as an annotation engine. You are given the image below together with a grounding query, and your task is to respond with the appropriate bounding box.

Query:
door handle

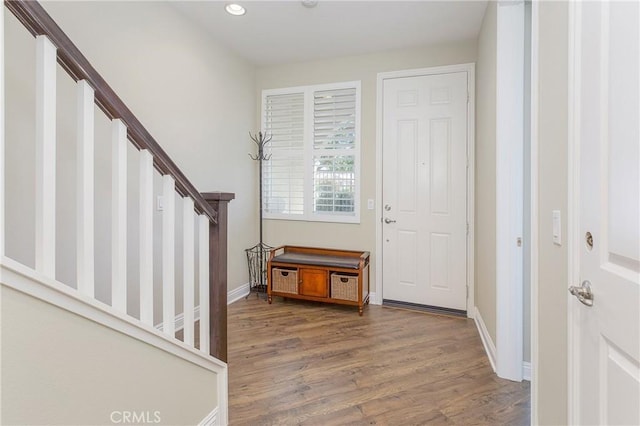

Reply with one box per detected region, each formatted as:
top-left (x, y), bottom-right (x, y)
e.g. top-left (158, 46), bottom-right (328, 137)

top-left (569, 280), bottom-right (594, 307)
top-left (384, 218), bottom-right (396, 224)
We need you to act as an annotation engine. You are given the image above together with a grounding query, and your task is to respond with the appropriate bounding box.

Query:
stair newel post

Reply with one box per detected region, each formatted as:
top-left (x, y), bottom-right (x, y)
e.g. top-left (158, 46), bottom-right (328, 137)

top-left (202, 192), bottom-right (235, 362)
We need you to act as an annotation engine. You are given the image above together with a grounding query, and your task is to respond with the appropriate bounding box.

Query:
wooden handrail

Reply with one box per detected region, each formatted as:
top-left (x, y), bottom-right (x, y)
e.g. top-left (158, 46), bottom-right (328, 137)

top-left (5, 0), bottom-right (217, 224)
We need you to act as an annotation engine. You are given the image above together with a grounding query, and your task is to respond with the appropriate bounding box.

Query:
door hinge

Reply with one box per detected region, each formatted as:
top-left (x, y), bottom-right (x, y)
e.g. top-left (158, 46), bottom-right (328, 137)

top-left (467, 91), bottom-right (470, 103)
top-left (466, 223), bottom-right (469, 235)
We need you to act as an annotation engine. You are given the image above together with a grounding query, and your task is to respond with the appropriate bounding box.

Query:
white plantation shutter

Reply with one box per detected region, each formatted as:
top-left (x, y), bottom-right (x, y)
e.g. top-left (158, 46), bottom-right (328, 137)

top-left (313, 88), bottom-right (357, 215)
top-left (262, 82), bottom-right (360, 222)
top-left (313, 88), bottom-right (356, 150)
top-left (263, 92), bottom-right (305, 215)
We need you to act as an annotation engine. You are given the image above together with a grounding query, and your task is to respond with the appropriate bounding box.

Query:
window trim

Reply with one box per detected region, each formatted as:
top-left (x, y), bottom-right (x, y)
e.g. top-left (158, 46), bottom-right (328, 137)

top-left (261, 81), bottom-right (361, 224)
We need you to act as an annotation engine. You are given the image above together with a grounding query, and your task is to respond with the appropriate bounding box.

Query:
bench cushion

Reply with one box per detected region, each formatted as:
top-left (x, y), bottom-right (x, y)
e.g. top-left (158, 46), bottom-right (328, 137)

top-left (272, 252), bottom-right (361, 270)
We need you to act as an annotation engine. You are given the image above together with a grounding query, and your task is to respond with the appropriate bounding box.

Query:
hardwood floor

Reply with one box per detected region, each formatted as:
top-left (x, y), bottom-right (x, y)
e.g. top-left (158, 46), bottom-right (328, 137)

top-left (227, 296), bottom-right (530, 425)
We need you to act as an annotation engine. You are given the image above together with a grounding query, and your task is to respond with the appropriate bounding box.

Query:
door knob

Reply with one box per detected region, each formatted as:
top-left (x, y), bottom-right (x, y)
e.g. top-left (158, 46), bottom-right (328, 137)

top-left (569, 280), bottom-right (594, 307)
top-left (384, 218), bottom-right (396, 224)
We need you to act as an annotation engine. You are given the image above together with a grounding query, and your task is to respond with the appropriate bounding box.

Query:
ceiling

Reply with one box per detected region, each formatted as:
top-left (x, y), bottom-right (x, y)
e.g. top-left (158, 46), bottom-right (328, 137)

top-left (170, 1), bottom-right (488, 67)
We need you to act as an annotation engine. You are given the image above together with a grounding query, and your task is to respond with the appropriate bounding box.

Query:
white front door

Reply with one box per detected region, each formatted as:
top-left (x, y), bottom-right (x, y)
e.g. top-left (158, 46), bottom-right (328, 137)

top-left (382, 71), bottom-right (468, 311)
top-left (570, 1), bottom-right (640, 424)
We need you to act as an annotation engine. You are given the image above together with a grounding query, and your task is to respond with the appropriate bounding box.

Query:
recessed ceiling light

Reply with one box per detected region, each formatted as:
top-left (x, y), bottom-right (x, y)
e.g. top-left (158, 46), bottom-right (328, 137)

top-left (301, 0), bottom-right (318, 8)
top-left (225, 3), bottom-right (246, 16)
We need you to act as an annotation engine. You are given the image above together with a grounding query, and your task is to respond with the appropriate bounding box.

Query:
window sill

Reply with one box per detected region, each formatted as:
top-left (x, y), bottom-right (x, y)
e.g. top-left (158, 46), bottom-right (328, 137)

top-left (263, 214), bottom-right (360, 225)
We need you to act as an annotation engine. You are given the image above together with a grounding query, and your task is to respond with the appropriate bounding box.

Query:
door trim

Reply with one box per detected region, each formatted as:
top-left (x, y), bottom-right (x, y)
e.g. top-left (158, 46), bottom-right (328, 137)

top-left (530, 0), bottom-right (540, 423)
top-left (495, 1), bottom-right (525, 382)
top-left (375, 63), bottom-right (476, 317)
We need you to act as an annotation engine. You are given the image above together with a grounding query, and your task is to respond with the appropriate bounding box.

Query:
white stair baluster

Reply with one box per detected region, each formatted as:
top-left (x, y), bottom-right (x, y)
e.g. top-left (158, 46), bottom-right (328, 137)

top-left (183, 197), bottom-right (195, 347)
top-left (198, 214), bottom-right (210, 354)
top-left (76, 80), bottom-right (95, 297)
top-left (35, 35), bottom-right (57, 277)
top-left (139, 149), bottom-right (154, 326)
top-left (111, 119), bottom-right (127, 312)
top-left (162, 175), bottom-right (176, 337)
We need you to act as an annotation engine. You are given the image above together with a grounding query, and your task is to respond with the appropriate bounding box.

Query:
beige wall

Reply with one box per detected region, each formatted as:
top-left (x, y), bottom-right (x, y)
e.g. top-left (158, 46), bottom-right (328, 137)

top-left (4, 1), bottom-right (256, 327)
top-left (536, 1), bottom-right (569, 423)
top-left (1, 286), bottom-right (218, 425)
top-left (474, 1), bottom-right (497, 341)
top-left (256, 41), bottom-right (477, 295)
top-left (42, 1), bottom-right (257, 295)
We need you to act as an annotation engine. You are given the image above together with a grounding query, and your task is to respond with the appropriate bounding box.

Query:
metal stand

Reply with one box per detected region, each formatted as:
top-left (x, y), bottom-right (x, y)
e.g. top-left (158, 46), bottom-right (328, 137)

top-left (245, 242), bottom-right (272, 297)
top-left (246, 131), bottom-right (272, 298)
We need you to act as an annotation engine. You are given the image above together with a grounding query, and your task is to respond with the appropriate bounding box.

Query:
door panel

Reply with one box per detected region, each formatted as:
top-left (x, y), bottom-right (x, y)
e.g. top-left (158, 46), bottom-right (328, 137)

top-left (430, 233), bottom-right (450, 291)
top-left (299, 268), bottom-right (327, 298)
top-left (430, 118), bottom-right (452, 215)
top-left (572, 2), bottom-right (640, 424)
top-left (382, 72), bottom-right (468, 310)
top-left (397, 230), bottom-right (418, 288)
top-left (397, 120), bottom-right (418, 212)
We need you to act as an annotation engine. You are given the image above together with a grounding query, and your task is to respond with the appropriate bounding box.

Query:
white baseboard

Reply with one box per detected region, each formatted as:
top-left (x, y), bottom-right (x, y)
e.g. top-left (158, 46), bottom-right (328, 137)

top-left (368, 292), bottom-right (381, 305)
top-left (155, 282), bottom-right (250, 331)
top-left (156, 306), bottom-right (200, 332)
top-left (523, 361), bottom-right (531, 381)
top-left (227, 282), bottom-right (250, 305)
top-left (198, 406), bottom-right (219, 426)
top-left (473, 306), bottom-right (497, 373)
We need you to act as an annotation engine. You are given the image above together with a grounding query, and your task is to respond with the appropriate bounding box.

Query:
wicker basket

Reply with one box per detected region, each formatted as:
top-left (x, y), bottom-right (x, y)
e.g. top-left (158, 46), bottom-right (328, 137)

top-left (272, 268), bottom-right (298, 294)
top-left (331, 273), bottom-right (358, 301)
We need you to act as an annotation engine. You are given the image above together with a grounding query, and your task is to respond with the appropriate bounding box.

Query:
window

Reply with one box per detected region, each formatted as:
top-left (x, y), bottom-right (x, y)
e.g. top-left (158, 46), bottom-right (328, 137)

top-left (262, 81), bottom-right (361, 223)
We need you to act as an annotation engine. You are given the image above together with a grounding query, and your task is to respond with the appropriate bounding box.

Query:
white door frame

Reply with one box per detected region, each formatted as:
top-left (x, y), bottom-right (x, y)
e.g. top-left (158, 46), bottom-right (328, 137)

top-left (375, 63), bottom-right (476, 317)
top-left (529, 0), bottom-right (540, 423)
top-left (495, 0), bottom-right (525, 382)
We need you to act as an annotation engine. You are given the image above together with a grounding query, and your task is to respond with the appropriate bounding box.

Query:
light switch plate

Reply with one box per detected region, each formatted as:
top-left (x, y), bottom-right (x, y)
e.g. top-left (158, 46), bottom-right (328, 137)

top-left (367, 199), bottom-right (374, 210)
top-left (552, 210), bottom-right (561, 245)
top-left (157, 196), bottom-right (164, 211)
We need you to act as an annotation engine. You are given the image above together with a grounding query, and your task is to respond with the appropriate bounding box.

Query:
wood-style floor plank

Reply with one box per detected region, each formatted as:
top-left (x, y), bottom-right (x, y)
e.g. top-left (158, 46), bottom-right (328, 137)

top-left (227, 296), bottom-right (530, 425)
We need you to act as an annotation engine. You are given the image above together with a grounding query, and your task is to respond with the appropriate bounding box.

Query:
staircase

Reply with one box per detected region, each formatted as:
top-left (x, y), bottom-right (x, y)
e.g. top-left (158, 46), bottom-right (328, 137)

top-left (1, 1), bottom-right (231, 424)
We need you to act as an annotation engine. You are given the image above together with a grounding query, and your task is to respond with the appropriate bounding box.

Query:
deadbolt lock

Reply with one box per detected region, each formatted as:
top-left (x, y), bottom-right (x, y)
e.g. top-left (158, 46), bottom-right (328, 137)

top-left (585, 231), bottom-right (594, 250)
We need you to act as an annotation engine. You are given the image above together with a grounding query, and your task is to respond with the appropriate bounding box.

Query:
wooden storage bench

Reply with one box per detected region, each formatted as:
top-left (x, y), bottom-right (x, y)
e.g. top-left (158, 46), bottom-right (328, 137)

top-left (267, 246), bottom-right (370, 315)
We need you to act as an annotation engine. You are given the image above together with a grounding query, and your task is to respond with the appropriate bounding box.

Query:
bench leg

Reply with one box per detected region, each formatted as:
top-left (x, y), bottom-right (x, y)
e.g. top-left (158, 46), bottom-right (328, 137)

top-left (268, 295), bottom-right (272, 304)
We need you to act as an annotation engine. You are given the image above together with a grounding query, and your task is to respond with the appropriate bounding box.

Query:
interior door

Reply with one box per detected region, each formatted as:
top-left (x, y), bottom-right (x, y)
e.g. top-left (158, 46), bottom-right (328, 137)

top-left (571, 2), bottom-right (640, 424)
top-left (382, 71), bottom-right (468, 311)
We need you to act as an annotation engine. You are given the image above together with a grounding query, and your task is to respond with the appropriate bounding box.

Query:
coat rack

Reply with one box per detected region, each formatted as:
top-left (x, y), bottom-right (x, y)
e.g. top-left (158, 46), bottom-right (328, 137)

top-left (245, 131), bottom-right (273, 297)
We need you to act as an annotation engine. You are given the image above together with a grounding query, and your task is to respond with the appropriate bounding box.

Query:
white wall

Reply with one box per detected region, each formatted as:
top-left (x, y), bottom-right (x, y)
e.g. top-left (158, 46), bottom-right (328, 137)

top-left (4, 2), bottom-right (256, 327)
top-left (536, 1), bottom-right (569, 423)
top-left (256, 40), bottom-right (477, 296)
top-left (475, 0), bottom-right (497, 342)
top-left (1, 286), bottom-right (218, 425)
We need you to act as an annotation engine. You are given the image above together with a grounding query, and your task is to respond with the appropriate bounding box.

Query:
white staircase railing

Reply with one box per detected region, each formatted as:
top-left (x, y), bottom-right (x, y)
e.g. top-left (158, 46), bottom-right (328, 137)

top-left (1, 0), bottom-right (232, 366)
